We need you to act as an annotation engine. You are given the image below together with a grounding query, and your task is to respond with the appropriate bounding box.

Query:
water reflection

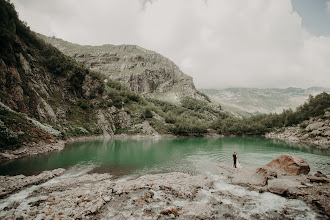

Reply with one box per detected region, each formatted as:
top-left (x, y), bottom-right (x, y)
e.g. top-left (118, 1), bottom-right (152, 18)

top-left (0, 137), bottom-right (329, 176)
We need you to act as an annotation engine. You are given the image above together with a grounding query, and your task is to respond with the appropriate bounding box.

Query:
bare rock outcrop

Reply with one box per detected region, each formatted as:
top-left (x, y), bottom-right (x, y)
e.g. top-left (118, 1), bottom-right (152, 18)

top-left (263, 154), bottom-right (310, 176)
top-left (133, 121), bottom-right (159, 136)
top-left (0, 168), bottom-right (65, 199)
top-left (39, 35), bottom-right (209, 104)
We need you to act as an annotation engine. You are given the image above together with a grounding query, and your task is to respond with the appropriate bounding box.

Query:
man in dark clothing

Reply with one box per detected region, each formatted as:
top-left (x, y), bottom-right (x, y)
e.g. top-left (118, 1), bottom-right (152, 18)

top-left (233, 152), bottom-right (237, 168)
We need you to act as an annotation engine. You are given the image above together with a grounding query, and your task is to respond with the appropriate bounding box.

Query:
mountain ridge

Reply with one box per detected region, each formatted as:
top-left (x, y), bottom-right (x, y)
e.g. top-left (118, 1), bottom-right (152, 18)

top-left (0, 0), bottom-right (224, 153)
top-left (38, 34), bottom-right (209, 104)
top-left (201, 87), bottom-right (330, 117)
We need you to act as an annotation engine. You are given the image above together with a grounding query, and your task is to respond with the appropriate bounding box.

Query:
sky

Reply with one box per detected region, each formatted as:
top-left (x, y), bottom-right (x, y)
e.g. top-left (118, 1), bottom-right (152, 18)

top-left (10, 0), bottom-right (330, 89)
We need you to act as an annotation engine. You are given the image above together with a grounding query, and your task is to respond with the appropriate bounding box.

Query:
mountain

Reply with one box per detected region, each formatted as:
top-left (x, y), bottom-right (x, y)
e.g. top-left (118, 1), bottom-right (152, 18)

top-left (0, 0), bottom-right (223, 153)
top-left (200, 87), bottom-right (330, 117)
top-left (0, 0), bottom-right (140, 148)
top-left (38, 35), bottom-right (209, 104)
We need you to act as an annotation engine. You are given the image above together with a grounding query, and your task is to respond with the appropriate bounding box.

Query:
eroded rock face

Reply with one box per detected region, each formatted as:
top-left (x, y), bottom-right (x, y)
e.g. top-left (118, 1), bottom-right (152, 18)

top-left (264, 154), bottom-right (310, 176)
top-left (39, 35), bottom-right (209, 104)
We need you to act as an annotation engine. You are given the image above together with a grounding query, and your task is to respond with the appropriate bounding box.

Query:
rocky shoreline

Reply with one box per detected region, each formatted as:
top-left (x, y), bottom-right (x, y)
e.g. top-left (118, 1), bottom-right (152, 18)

top-left (0, 154), bottom-right (328, 219)
top-left (266, 109), bottom-right (330, 147)
top-left (224, 155), bottom-right (330, 218)
top-left (0, 140), bottom-right (66, 163)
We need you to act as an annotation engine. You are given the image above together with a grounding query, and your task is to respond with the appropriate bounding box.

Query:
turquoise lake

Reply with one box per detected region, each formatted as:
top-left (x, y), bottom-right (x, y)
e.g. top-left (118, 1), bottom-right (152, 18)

top-left (1, 137), bottom-right (329, 177)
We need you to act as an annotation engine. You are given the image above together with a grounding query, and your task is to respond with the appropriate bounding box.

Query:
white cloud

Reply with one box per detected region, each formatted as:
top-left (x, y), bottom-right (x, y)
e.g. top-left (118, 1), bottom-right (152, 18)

top-left (11, 0), bottom-right (330, 89)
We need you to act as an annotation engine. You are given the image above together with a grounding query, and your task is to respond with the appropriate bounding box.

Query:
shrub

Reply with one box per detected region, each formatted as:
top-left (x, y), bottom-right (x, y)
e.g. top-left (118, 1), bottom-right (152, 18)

top-left (141, 108), bottom-right (153, 119)
top-left (0, 119), bottom-right (19, 150)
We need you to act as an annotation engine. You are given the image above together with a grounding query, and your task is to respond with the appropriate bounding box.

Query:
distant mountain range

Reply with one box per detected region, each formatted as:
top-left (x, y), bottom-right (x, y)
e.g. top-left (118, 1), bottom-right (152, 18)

top-left (200, 87), bottom-right (330, 117)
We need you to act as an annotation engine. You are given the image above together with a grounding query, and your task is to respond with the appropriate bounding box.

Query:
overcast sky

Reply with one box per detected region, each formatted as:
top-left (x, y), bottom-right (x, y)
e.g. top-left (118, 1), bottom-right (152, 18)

top-left (11, 0), bottom-right (330, 89)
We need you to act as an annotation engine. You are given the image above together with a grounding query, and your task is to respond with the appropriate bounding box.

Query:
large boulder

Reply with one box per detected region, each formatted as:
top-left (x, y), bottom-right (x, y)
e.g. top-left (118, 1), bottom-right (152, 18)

top-left (264, 154), bottom-right (310, 176)
top-left (267, 178), bottom-right (301, 195)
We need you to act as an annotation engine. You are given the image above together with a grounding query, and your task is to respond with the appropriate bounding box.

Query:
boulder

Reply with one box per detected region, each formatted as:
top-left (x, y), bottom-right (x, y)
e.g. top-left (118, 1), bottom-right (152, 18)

top-left (264, 154), bottom-right (310, 176)
top-left (306, 122), bottom-right (324, 131)
top-left (307, 176), bottom-right (329, 183)
top-left (267, 179), bottom-right (289, 195)
top-left (324, 130), bottom-right (330, 137)
top-left (314, 171), bottom-right (327, 178)
top-left (267, 178), bottom-right (301, 196)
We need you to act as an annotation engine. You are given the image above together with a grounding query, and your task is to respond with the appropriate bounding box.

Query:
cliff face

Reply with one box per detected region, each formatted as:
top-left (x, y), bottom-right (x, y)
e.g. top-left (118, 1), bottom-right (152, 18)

top-left (0, 1), bottom-right (136, 150)
top-left (0, 1), bottom-right (222, 153)
top-left (39, 36), bottom-right (208, 104)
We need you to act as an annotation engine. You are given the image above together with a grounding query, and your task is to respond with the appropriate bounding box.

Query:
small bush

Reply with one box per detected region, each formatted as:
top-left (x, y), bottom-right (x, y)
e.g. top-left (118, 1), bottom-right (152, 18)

top-left (0, 119), bottom-right (19, 150)
top-left (141, 108), bottom-right (153, 119)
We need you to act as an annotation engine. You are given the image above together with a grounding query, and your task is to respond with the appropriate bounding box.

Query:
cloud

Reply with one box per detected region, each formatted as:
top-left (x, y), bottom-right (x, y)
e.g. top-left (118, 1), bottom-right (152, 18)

top-left (11, 0), bottom-right (330, 89)
top-left (327, 1), bottom-right (330, 13)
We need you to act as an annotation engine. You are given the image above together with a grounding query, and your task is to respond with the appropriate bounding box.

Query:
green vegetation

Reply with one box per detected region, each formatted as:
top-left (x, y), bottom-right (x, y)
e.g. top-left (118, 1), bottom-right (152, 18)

top-left (196, 90), bottom-right (211, 103)
top-left (144, 97), bottom-right (226, 136)
top-left (0, 107), bottom-right (54, 150)
top-left (105, 80), bottom-right (142, 109)
top-left (0, 119), bottom-right (19, 150)
top-left (211, 92), bottom-right (330, 135)
top-left (0, 0), bottom-right (22, 66)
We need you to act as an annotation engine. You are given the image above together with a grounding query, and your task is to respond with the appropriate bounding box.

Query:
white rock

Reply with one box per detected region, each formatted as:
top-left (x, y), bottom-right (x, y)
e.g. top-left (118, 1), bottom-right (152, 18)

top-left (306, 122), bottom-right (324, 131)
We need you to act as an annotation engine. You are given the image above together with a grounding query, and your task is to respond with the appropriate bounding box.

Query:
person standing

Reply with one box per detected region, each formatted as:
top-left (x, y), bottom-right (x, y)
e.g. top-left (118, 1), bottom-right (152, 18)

top-left (233, 152), bottom-right (237, 168)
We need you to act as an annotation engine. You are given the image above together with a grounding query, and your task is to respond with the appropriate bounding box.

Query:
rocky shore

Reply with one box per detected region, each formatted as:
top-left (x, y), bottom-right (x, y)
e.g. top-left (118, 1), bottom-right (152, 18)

top-left (0, 140), bottom-right (66, 163)
top-left (225, 154), bottom-right (330, 218)
top-left (0, 154), bottom-right (328, 219)
top-left (266, 109), bottom-right (330, 147)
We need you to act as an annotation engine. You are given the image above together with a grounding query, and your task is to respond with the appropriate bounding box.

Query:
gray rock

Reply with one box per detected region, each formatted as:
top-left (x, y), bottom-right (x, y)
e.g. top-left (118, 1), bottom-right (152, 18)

top-left (306, 122), bottom-right (324, 131)
top-left (0, 168), bottom-right (65, 198)
top-left (314, 171), bottom-right (327, 178)
top-left (103, 196), bottom-right (112, 202)
top-left (307, 176), bottom-right (329, 183)
top-left (267, 179), bottom-right (289, 195)
top-left (324, 130), bottom-right (330, 137)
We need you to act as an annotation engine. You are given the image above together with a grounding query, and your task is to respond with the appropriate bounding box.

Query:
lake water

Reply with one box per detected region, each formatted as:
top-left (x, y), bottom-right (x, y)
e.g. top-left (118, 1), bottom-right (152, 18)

top-left (1, 137), bottom-right (329, 177)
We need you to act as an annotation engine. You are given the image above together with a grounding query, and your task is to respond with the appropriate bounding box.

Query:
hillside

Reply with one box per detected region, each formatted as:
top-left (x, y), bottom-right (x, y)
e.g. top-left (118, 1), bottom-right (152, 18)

top-left (39, 35), bottom-right (209, 104)
top-left (0, 0), bottom-right (141, 148)
top-left (210, 92), bottom-right (330, 144)
top-left (201, 87), bottom-right (330, 117)
top-left (0, 0), bottom-right (224, 155)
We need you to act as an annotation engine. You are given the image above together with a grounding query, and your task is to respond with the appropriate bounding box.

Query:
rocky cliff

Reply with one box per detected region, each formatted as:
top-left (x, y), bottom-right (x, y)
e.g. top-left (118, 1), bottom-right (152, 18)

top-left (0, 0), bottom-right (143, 151)
top-left (39, 35), bottom-right (209, 104)
top-left (0, 0), bottom-right (223, 154)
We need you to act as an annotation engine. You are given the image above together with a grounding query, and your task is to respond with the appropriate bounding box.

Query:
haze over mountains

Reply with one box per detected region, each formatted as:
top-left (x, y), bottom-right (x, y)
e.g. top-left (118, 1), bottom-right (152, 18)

top-left (201, 87), bottom-right (330, 117)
